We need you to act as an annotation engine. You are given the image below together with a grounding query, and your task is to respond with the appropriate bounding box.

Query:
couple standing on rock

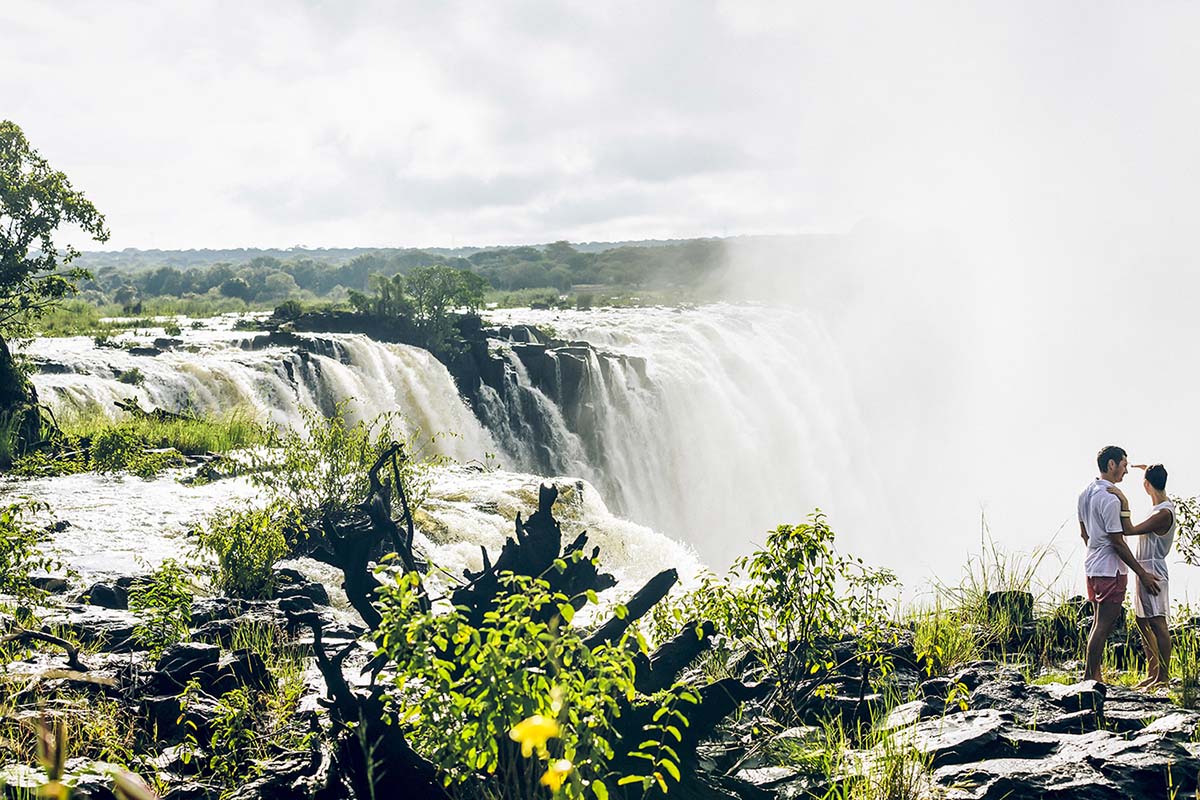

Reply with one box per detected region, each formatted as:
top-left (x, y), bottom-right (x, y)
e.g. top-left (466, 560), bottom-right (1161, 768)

top-left (1079, 445), bottom-right (1176, 688)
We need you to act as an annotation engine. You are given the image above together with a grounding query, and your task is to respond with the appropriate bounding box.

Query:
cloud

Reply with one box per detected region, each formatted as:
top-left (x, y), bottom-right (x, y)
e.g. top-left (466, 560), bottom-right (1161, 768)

top-left (4, 1), bottom-right (1200, 249)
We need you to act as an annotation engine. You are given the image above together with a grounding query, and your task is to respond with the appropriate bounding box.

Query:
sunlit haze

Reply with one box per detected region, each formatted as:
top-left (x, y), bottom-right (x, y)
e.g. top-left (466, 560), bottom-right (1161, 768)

top-left (7, 1), bottom-right (1200, 596)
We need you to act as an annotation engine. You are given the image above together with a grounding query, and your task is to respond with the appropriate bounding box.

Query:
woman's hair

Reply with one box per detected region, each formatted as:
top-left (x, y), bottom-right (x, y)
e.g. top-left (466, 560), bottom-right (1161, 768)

top-left (1146, 464), bottom-right (1168, 491)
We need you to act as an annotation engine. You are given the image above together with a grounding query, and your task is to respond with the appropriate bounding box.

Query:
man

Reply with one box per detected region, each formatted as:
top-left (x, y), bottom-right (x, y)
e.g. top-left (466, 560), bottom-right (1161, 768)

top-left (1079, 445), bottom-right (1161, 683)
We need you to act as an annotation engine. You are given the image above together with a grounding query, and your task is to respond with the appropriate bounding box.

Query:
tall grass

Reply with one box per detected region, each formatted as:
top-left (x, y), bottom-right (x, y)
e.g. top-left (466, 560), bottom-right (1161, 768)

top-left (910, 603), bottom-right (979, 677)
top-left (58, 406), bottom-right (266, 455)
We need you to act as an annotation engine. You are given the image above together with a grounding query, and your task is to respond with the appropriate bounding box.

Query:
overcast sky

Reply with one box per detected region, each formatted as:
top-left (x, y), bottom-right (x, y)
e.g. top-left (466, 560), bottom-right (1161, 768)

top-left (5, 1), bottom-right (1200, 250)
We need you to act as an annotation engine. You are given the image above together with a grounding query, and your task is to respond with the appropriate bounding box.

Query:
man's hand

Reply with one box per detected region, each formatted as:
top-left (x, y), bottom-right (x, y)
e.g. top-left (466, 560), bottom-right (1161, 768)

top-left (1140, 571), bottom-right (1162, 596)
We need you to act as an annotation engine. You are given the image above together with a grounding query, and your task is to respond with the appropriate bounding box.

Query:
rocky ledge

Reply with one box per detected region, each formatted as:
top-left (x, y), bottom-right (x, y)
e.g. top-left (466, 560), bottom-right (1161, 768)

top-left (728, 660), bottom-right (1200, 800)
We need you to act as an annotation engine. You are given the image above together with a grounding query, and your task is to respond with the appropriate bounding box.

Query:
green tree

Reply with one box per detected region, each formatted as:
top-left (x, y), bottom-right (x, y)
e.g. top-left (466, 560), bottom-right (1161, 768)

top-left (0, 121), bottom-right (108, 464)
top-left (405, 265), bottom-right (484, 353)
top-left (1, 120), bottom-right (109, 336)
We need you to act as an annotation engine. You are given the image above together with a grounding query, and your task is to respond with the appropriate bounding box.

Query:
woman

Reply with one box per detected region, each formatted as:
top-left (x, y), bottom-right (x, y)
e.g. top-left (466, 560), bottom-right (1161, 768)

top-left (1109, 464), bottom-right (1175, 689)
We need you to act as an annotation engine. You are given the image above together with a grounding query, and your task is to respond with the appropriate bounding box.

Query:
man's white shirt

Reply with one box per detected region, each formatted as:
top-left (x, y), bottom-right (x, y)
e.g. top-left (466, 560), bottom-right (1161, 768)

top-left (1079, 478), bottom-right (1126, 577)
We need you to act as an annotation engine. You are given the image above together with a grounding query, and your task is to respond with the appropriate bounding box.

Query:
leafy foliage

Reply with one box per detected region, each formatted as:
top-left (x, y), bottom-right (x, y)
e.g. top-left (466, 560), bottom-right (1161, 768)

top-left (0, 501), bottom-right (59, 605)
top-left (650, 512), bottom-right (899, 720)
top-left (374, 567), bottom-right (690, 800)
top-left (248, 402), bottom-right (435, 524)
top-left (0, 120), bottom-right (110, 337)
top-left (128, 559), bottom-right (194, 657)
top-left (192, 501), bottom-right (299, 599)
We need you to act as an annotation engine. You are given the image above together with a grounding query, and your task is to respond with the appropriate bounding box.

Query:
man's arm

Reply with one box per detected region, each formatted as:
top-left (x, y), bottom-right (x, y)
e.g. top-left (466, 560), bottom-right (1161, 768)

top-left (1099, 495), bottom-right (1161, 593)
top-left (1079, 520), bottom-right (1088, 545)
top-left (1106, 532), bottom-right (1161, 594)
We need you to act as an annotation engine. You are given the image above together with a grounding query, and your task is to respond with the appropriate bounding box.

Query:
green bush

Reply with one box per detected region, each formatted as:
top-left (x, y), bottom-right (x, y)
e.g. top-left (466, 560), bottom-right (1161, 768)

top-left (249, 403), bottom-right (435, 523)
top-left (117, 367), bottom-right (145, 386)
top-left (128, 559), bottom-right (194, 657)
top-left (374, 567), bottom-right (693, 799)
top-left (193, 501), bottom-right (299, 599)
top-left (162, 321), bottom-right (183, 337)
top-left (88, 425), bottom-right (181, 478)
top-left (651, 512), bottom-right (899, 721)
top-left (0, 502), bottom-right (59, 606)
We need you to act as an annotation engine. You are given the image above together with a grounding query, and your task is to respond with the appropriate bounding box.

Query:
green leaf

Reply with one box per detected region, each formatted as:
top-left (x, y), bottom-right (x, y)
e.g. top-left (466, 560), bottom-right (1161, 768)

top-left (558, 603), bottom-right (575, 623)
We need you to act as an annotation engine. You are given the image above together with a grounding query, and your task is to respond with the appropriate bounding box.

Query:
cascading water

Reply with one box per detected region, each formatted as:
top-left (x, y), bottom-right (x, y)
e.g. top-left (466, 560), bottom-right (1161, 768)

top-left (483, 305), bottom-right (883, 568)
top-left (24, 320), bottom-right (497, 465)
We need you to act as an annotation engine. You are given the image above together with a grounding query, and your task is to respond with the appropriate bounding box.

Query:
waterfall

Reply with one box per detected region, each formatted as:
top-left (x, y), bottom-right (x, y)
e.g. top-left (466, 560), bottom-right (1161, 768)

top-left (25, 328), bottom-right (498, 465)
top-left (482, 305), bottom-right (883, 567)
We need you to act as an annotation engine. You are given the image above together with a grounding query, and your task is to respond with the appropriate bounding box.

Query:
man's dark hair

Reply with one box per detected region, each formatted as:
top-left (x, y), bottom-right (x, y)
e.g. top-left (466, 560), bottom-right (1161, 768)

top-left (1146, 464), bottom-right (1168, 491)
top-left (1097, 445), bottom-right (1126, 473)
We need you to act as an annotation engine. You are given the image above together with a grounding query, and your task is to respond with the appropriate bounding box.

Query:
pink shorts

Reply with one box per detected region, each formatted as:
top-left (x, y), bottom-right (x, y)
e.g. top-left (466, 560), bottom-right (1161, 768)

top-left (1087, 574), bottom-right (1128, 605)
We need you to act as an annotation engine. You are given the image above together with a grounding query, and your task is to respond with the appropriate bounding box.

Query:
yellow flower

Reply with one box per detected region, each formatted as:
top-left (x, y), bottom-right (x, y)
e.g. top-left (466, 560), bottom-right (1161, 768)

top-left (540, 759), bottom-right (573, 792)
top-left (509, 714), bottom-right (560, 758)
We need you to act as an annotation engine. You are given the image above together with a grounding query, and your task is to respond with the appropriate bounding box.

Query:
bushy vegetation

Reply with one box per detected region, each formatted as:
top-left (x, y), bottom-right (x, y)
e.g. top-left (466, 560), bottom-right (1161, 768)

top-left (376, 567), bottom-right (693, 799)
top-left (0, 501), bottom-right (60, 606)
top-left (192, 502), bottom-right (298, 600)
top-left (8, 407), bottom-right (265, 479)
top-left (128, 559), bottom-right (194, 657)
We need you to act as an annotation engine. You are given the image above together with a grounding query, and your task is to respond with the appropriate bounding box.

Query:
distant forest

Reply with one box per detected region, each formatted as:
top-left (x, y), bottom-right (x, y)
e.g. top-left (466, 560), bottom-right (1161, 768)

top-left (71, 239), bottom-right (728, 308)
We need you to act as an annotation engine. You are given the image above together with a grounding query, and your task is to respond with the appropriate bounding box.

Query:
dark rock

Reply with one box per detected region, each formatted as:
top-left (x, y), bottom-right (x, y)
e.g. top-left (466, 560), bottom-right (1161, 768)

top-left (277, 595), bottom-right (315, 615)
top-left (144, 691), bottom-right (221, 742)
top-left (29, 575), bottom-right (70, 594)
top-left (937, 727), bottom-right (1200, 799)
top-left (162, 782), bottom-right (223, 800)
top-left (43, 606), bottom-right (139, 651)
top-left (948, 661), bottom-right (1004, 692)
top-left (127, 346), bottom-right (162, 357)
top-left (77, 581), bottom-right (129, 610)
top-left (211, 648), bottom-right (273, 694)
top-left (920, 677), bottom-right (953, 699)
top-left (1038, 679), bottom-right (1105, 713)
top-left (152, 642), bottom-right (221, 692)
top-left (153, 337), bottom-right (184, 350)
top-left (273, 568), bottom-right (331, 606)
top-left (225, 750), bottom-right (333, 800)
top-left (905, 709), bottom-right (1015, 767)
top-left (190, 597), bottom-right (246, 626)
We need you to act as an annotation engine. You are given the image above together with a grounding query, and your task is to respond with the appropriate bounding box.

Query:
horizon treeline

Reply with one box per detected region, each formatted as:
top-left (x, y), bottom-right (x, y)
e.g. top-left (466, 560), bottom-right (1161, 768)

top-left (70, 238), bottom-right (728, 308)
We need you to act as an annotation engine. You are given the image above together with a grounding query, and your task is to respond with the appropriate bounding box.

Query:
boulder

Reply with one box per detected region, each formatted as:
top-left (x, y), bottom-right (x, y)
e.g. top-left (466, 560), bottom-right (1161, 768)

top-left (152, 642), bottom-right (221, 692)
top-left (77, 581), bottom-right (129, 610)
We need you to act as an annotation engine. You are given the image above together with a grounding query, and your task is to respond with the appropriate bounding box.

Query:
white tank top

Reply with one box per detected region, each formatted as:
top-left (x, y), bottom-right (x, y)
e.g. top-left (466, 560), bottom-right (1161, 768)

top-left (1135, 500), bottom-right (1176, 567)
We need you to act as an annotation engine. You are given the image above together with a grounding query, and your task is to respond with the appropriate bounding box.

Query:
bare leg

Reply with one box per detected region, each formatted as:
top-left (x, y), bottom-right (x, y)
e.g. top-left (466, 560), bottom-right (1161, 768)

top-left (1135, 617), bottom-right (1160, 688)
top-left (1148, 616), bottom-right (1172, 685)
top-left (1085, 602), bottom-right (1124, 683)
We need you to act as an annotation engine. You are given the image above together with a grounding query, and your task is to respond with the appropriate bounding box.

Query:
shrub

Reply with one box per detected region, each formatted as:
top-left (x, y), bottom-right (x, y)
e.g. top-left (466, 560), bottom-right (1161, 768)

top-left (128, 559), bottom-right (194, 657)
top-left (651, 512), bottom-right (899, 720)
top-left (193, 501), bottom-right (299, 599)
top-left (117, 368), bottom-right (145, 386)
top-left (162, 321), bottom-right (183, 337)
top-left (249, 403), bottom-right (435, 523)
top-left (0, 502), bottom-right (59, 605)
top-left (374, 568), bottom-right (693, 799)
top-left (89, 426), bottom-right (181, 478)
